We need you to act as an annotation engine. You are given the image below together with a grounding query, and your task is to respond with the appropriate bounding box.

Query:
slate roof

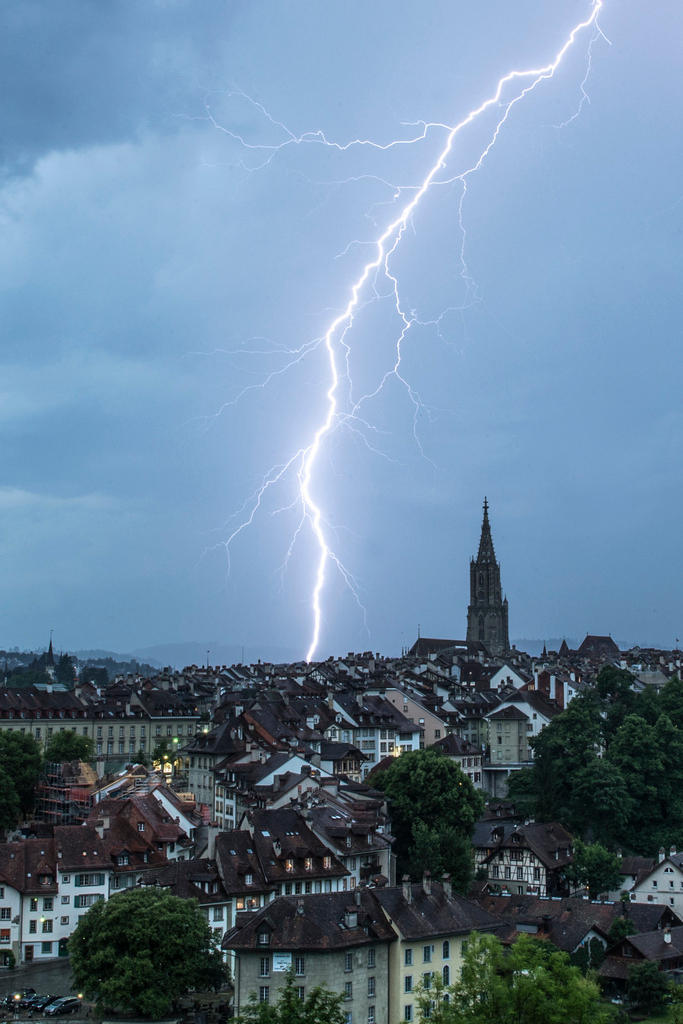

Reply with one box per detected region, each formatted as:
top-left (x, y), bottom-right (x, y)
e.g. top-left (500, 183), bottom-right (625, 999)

top-left (225, 890), bottom-right (395, 952)
top-left (372, 879), bottom-right (502, 940)
top-left (473, 894), bottom-right (680, 954)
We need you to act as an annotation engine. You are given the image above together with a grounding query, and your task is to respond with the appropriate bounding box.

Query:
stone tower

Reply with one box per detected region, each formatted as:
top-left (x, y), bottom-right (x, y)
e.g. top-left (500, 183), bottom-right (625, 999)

top-left (466, 498), bottom-right (509, 657)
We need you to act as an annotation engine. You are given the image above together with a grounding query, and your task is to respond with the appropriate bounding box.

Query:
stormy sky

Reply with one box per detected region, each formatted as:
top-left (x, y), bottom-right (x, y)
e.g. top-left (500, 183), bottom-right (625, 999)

top-left (1, 1), bottom-right (681, 661)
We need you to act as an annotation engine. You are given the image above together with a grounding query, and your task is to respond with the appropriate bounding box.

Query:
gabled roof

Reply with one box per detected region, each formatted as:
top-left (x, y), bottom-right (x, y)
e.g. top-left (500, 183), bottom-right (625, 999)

top-left (372, 879), bottom-right (502, 940)
top-left (224, 891), bottom-right (396, 951)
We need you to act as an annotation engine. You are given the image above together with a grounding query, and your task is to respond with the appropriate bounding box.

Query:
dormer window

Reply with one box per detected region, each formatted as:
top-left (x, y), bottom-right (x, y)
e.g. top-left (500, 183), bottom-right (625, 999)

top-left (137, 823), bottom-right (145, 832)
top-left (304, 858), bottom-right (313, 872)
top-left (285, 859), bottom-right (294, 872)
top-left (245, 873), bottom-right (253, 886)
top-left (323, 856), bottom-right (331, 870)
top-left (258, 930), bottom-right (270, 946)
top-left (118, 854), bottom-right (129, 866)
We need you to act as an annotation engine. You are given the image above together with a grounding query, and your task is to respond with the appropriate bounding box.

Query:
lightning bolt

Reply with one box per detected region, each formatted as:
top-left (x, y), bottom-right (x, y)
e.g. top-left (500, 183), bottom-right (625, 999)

top-left (214, 1), bottom-right (605, 662)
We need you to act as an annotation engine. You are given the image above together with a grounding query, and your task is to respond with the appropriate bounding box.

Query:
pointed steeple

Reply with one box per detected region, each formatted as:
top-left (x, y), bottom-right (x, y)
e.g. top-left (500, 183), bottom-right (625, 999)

top-left (46, 630), bottom-right (55, 668)
top-left (476, 497), bottom-right (496, 563)
top-left (466, 498), bottom-right (509, 657)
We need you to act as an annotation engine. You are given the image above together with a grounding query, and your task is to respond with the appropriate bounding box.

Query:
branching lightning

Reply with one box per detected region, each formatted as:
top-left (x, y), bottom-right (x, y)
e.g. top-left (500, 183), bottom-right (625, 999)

top-left (213, 2), bottom-right (605, 662)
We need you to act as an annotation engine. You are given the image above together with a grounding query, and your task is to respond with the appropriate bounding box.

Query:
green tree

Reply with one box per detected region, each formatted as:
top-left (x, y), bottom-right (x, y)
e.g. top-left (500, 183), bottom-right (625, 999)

top-left (69, 887), bottom-right (226, 1018)
top-left (55, 653), bottom-right (76, 687)
top-left (371, 748), bottom-right (483, 890)
top-left (44, 731), bottom-right (94, 763)
top-left (626, 960), bottom-right (669, 1015)
top-left (566, 840), bottom-right (622, 899)
top-left (0, 765), bottom-right (21, 831)
top-left (529, 692), bottom-right (603, 823)
top-left (0, 732), bottom-right (42, 815)
top-left (236, 970), bottom-right (345, 1024)
top-left (504, 767), bottom-right (538, 819)
top-left (567, 757), bottom-right (632, 848)
top-left (606, 715), bottom-right (665, 852)
top-left (606, 914), bottom-right (635, 946)
top-left (415, 932), bottom-right (609, 1024)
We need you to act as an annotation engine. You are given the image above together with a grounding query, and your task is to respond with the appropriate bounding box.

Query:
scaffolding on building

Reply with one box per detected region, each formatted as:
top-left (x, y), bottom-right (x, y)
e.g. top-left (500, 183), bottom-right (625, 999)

top-left (33, 760), bottom-right (97, 825)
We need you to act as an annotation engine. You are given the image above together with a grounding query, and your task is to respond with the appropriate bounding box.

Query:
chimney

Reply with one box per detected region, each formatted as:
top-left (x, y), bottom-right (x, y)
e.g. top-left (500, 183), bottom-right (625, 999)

top-left (354, 889), bottom-right (361, 907)
top-left (664, 928), bottom-right (672, 944)
top-left (441, 873), bottom-right (452, 899)
top-left (671, 845), bottom-right (677, 858)
top-left (423, 870), bottom-right (432, 896)
top-left (402, 875), bottom-right (412, 903)
top-left (659, 846), bottom-right (666, 863)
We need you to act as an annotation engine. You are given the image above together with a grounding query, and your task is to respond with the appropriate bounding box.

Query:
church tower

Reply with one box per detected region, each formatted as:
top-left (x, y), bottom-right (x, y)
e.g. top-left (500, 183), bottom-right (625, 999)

top-left (466, 498), bottom-right (509, 657)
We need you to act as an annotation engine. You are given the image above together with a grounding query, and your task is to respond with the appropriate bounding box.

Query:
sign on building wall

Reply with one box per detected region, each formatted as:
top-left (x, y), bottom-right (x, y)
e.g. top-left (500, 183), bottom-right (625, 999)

top-left (273, 953), bottom-right (292, 972)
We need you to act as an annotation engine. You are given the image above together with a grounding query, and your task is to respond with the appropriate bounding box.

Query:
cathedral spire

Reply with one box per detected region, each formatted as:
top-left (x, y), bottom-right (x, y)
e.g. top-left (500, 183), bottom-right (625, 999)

top-left (466, 499), bottom-right (509, 657)
top-left (476, 496), bottom-right (496, 563)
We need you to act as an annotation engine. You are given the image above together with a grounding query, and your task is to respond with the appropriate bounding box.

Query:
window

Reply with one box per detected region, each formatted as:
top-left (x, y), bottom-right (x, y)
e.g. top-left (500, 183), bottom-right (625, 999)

top-left (368, 1006), bottom-right (375, 1024)
top-left (245, 873), bottom-right (253, 886)
top-left (304, 857), bottom-right (313, 872)
top-left (75, 873), bottom-right (105, 887)
top-left (323, 856), bottom-right (331, 870)
top-left (423, 945), bottom-right (432, 963)
top-left (41, 942), bottom-right (52, 954)
top-left (295, 955), bottom-right (305, 976)
top-left (404, 976), bottom-right (413, 994)
top-left (0, 930), bottom-right (9, 944)
top-left (42, 919), bottom-right (53, 933)
top-left (345, 1014), bottom-right (352, 1024)
top-left (404, 1006), bottom-right (413, 1022)
top-left (367, 947), bottom-right (376, 967)
top-left (443, 965), bottom-right (450, 985)
top-left (296, 987), bottom-right (305, 1002)
top-left (653, 881), bottom-right (658, 888)
top-left (258, 987), bottom-right (269, 1004)
top-left (74, 894), bottom-right (104, 908)
top-left (0, 909), bottom-right (9, 921)
top-left (344, 982), bottom-right (353, 1001)
top-left (212, 907), bottom-right (223, 921)
top-left (258, 931), bottom-right (270, 946)
top-left (516, 868), bottom-right (523, 881)
top-left (405, 948), bottom-right (413, 966)
top-left (423, 973), bottom-right (432, 990)
top-left (62, 875), bottom-right (70, 884)
top-left (61, 916), bottom-right (69, 926)
top-left (137, 823), bottom-right (145, 832)
top-left (367, 978), bottom-right (375, 998)
top-left (29, 920), bottom-right (36, 934)
top-left (43, 898), bottom-right (53, 911)
top-left (505, 867), bottom-right (511, 880)
top-left (442, 940), bottom-right (450, 960)
top-left (259, 957), bottom-right (270, 977)
top-left (533, 868), bottom-right (540, 881)
top-left (344, 952), bottom-right (353, 972)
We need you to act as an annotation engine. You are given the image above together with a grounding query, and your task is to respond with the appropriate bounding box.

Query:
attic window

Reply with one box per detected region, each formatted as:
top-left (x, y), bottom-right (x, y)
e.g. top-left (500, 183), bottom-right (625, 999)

top-left (285, 859), bottom-right (294, 873)
top-left (245, 873), bottom-right (253, 886)
top-left (258, 931), bottom-right (270, 946)
top-left (262, 831), bottom-right (270, 837)
top-left (137, 823), bottom-right (145, 832)
top-left (304, 858), bottom-right (313, 872)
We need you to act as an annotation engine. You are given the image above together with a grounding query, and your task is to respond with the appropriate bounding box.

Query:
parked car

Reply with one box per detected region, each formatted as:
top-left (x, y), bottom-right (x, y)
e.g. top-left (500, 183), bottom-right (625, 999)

top-left (28, 997), bottom-right (60, 1013)
top-left (44, 999), bottom-right (81, 1017)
